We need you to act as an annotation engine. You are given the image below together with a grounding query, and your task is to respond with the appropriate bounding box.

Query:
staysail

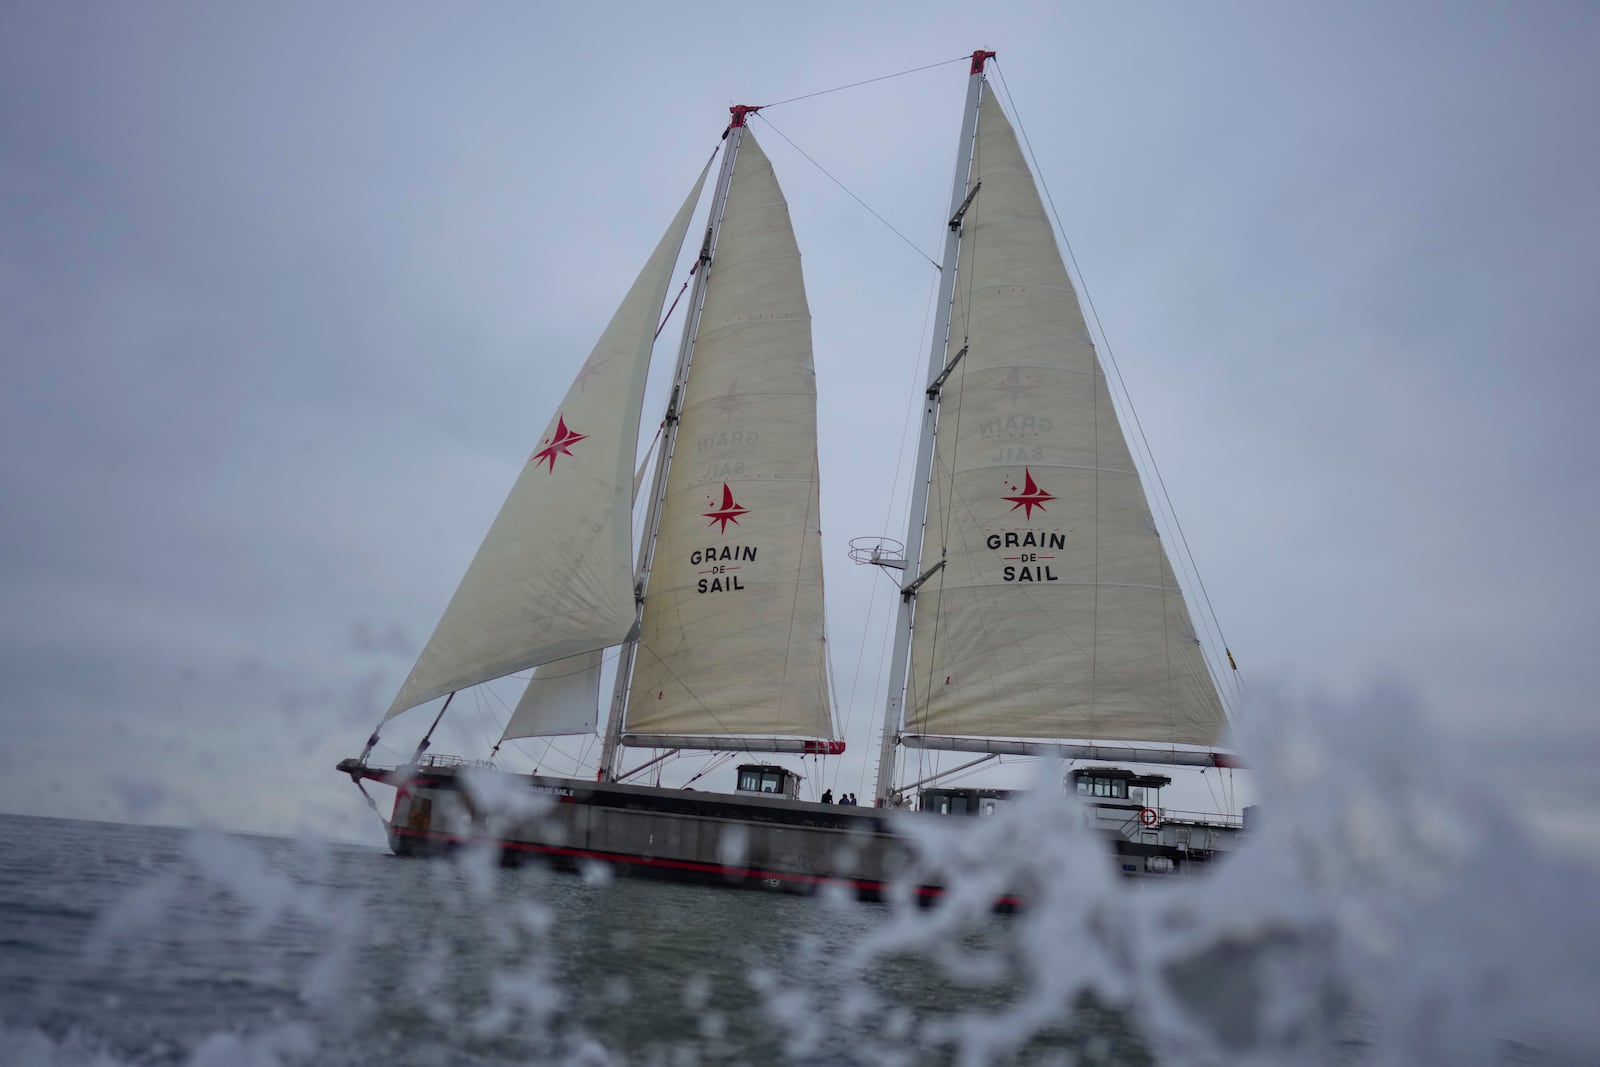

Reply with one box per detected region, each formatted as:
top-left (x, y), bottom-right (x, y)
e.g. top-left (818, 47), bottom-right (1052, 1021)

top-left (385, 162), bottom-right (712, 720)
top-left (623, 131), bottom-right (834, 740)
top-left (905, 91), bottom-right (1226, 747)
top-left (499, 649), bottom-right (603, 741)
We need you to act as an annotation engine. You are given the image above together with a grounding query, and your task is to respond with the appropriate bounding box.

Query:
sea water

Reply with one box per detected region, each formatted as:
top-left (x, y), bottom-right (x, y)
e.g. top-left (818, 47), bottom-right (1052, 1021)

top-left (1, 816), bottom-right (1149, 1065)
top-left (3, 688), bottom-right (1598, 1065)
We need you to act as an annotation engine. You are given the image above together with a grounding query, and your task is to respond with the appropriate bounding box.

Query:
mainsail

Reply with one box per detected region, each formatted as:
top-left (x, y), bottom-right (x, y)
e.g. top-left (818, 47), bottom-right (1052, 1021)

top-left (905, 91), bottom-right (1226, 747)
top-left (385, 162), bottom-right (712, 720)
top-left (623, 131), bottom-right (834, 740)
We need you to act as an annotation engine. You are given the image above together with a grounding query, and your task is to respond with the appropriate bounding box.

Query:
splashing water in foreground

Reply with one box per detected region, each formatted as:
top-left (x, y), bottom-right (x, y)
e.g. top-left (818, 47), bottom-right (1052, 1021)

top-left (3, 686), bottom-right (1597, 1065)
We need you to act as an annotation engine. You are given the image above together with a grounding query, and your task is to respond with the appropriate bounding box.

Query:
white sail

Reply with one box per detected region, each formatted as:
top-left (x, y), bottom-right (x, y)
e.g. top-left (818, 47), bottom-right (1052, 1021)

top-left (624, 132), bottom-right (835, 740)
top-left (633, 429), bottom-right (659, 499)
top-left (905, 93), bottom-right (1226, 747)
top-left (500, 649), bottom-right (602, 741)
top-left (385, 162), bottom-right (712, 720)
top-left (503, 426), bottom-right (656, 739)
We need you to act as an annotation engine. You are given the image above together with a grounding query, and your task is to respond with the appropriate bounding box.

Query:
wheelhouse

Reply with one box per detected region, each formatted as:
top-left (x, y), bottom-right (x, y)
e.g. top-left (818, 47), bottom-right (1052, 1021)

top-left (919, 786), bottom-right (1017, 817)
top-left (734, 764), bottom-right (801, 800)
top-left (1066, 766), bottom-right (1170, 808)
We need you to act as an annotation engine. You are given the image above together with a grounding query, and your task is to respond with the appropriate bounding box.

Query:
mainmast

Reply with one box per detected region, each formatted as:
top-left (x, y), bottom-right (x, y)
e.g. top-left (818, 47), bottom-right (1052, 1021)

top-left (870, 50), bottom-right (995, 806)
top-left (597, 106), bottom-right (757, 781)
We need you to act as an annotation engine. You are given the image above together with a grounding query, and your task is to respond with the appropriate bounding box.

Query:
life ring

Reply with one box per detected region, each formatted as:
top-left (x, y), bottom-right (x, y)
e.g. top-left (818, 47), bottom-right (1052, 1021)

top-left (1139, 807), bottom-right (1159, 827)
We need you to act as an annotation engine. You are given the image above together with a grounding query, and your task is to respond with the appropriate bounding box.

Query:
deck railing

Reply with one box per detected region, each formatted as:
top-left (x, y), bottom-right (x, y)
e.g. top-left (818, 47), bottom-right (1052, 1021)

top-left (416, 753), bottom-right (496, 770)
top-left (1160, 808), bottom-right (1245, 829)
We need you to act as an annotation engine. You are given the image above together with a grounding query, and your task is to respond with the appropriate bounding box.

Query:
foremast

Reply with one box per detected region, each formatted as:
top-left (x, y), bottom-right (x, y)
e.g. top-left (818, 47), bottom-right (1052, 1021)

top-left (597, 106), bottom-right (754, 781)
top-left (871, 51), bottom-right (994, 805)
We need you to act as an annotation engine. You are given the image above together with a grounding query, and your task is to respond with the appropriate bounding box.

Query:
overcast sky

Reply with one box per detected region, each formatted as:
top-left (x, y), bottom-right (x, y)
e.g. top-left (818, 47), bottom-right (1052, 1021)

top-left (3, 2), bottom-right (1596, 843)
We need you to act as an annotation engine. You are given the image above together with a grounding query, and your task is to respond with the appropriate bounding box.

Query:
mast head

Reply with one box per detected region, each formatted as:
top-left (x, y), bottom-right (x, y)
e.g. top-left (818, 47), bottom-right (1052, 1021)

top-left (970, 49), bottom-right (996, 75)
top-left (728, 104), bottom-right (761, 129)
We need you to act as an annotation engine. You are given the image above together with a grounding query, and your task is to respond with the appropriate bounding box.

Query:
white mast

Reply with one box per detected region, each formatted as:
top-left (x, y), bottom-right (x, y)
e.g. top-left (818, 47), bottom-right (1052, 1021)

top-left (871, 51), bottom-right (995, 805)
top-left (597, 108), bottom-right (753, 780)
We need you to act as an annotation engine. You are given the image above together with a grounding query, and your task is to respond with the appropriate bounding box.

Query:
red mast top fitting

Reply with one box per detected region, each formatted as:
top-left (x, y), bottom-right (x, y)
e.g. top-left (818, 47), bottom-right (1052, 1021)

top-left (970, 49), bottom-right (996, 75)
top-left (728, 104), bottom-right (761, 129)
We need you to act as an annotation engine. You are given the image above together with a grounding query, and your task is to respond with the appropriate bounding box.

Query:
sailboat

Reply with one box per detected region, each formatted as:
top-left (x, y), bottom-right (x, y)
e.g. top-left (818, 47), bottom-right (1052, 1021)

top-left (338, 51), bottom-right (1247, 896)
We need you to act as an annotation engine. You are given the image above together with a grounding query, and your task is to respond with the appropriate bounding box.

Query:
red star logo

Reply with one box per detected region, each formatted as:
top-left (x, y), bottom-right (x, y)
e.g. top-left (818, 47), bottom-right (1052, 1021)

top-left (573, 356), bottom-right (610, 392)
top-left (703, 483), bottom-right (749, 533)
top-left (993, 367), bottom-right (1033, 406)
top-left (531, 414), bottom-right (588, 472)
top-left (711, 378), bottom-right (748, 421)
top-left (1002, 468), bottom-right (1056, 520)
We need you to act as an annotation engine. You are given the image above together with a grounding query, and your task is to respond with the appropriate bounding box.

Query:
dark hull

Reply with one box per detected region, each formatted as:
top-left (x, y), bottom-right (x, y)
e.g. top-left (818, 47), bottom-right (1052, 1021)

top-left (388, 822), bottom-right (919, 901)
top-left (338, 760), bottom-right (1211, 904)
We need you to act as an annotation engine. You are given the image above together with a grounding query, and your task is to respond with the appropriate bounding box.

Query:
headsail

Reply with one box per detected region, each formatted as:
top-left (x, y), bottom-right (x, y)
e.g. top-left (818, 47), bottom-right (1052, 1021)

top-left (500, 649), bottom-right (603, 741)
top-left (905, 92), bottom-right (1227, 747)
top-left (623, 131), bottom-right (835, 740)
top-left (501, 422), bottom-right (659, 740)
top-left (385, 161), bottom-right (713, 720)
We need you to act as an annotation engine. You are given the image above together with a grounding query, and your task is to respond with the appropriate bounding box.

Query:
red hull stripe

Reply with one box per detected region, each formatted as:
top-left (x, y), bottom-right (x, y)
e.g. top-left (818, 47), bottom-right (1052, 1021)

top-left (392, 826), bottom-right (1019, 906)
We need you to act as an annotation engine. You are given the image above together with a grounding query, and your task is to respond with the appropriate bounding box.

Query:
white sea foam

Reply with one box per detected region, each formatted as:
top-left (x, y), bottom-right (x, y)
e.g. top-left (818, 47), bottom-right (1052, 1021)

top-left (753, 682), bottom-right (1600, 1066)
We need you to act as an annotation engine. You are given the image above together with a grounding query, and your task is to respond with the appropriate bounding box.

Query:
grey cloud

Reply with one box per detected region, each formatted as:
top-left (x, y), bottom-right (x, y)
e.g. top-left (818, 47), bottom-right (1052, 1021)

top-left (3, 2), bottom-right (1596, 833)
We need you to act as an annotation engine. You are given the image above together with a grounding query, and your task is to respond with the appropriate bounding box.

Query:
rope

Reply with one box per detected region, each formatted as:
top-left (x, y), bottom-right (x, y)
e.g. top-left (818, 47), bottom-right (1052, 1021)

top-left (761, 55), bottom-right (971, 109)
top-left (1202, 766), bottom-right (1224, 816)
top-left (630, 638), bottom-right (757, 749)
top-left (354, 779), bottom-right (381, 817)
top-left (753, 114), bottom-right (940, 270)
top-left (682, 752), bottom-right (733, 788)
top-left (493, 644), bottom-right (629, 776)
top-left (472, 686), bottom-right (500, 754)
top-left (655, 280), bottom-right (690, 341)
top-left (991, 60), bottom-right (1244, 712)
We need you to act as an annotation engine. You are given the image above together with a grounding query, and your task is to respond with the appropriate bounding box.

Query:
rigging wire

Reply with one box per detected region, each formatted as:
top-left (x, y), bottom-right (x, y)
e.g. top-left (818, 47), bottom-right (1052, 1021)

top-left (472, 687), bottom-right (499, 753)
top-left (1201, 766), bottom-right (1224, 814)
top-left (481, 680), bottom-right (559, 770)
top-left (838, 267), bottom-right (942, 800)
top-left (761, 54), bottom-right (972, 109)
top-left (753, 114), bottom-right (940, 270)
top-left (494, 647), bottom-right (627, 775)
top-left (655, 280), bottom-right (690, 341)
top-left (990, 60), bottom-right (1245, 714)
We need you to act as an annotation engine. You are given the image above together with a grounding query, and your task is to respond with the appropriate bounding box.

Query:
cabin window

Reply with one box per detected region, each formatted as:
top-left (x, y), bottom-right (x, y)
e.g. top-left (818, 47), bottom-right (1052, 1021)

top-left (1075, 776), bottom-right (1128, 799)
top-left (737, 769), bottom-right (787, 793)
